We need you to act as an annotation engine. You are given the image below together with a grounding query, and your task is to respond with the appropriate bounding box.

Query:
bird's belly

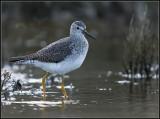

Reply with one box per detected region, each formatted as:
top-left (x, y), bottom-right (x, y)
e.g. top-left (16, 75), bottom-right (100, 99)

top-left (33, 54), bottom-right (86, 75)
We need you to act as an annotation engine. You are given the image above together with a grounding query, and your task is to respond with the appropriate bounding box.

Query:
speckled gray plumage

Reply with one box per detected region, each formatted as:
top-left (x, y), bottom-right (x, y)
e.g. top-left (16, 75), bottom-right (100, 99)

top-left (9, 37), bottom-right (74, 63)
top-left (36, 37), bottom-right (73, 63)
top-left (9, 36), bottom-right (87, 63)
top-left (9, 21), bottom-right (94, 66)
top-left (73, 21), bottom-right (86, 29)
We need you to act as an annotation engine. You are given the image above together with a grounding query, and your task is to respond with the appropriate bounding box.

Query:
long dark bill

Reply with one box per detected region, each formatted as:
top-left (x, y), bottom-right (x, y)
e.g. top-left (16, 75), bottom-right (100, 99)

top-left (83, 30), bottom-right (96, 40)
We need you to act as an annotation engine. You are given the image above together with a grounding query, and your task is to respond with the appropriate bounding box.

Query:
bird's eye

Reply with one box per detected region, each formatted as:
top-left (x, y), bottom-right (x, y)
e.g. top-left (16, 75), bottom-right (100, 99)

top-left (77, 27), bottom-right (79, 29)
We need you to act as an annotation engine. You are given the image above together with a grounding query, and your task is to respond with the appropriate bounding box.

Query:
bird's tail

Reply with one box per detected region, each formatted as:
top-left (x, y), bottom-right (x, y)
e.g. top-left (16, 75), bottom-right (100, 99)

top-left (9, 56), bottom-right (24, 62)
top-left (9, 53), bottom-right (38, 64)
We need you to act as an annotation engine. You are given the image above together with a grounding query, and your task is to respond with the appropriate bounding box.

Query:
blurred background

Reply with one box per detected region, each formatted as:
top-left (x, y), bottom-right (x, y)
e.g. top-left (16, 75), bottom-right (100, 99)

top-left (2, 2), bottom-right (158, 68)
top-left (1, 1), bottom-right (159, 118)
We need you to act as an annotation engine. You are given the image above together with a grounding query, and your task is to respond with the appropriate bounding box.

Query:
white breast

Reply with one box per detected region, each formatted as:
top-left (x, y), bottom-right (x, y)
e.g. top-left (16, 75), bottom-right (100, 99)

top-left (33, 45), bottom-right (88, 75)
top-left (34, 36), bottom-right (89, 75)
top-left (33, 52), bottom-right (87, 75)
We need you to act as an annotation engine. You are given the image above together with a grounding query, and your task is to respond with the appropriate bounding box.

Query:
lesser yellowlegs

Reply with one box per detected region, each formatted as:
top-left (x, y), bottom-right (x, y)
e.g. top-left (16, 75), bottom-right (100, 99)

top-left (9, 21), bottom-right (96, 97)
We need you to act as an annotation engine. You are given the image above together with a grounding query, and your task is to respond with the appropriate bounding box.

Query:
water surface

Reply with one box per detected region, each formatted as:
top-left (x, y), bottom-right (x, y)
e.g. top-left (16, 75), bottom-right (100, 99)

top-left (1, 19), bottom-right (159, 118)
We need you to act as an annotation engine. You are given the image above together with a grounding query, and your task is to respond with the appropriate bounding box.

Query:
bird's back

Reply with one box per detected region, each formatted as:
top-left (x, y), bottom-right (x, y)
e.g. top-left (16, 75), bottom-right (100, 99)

top-left (9, 37), bottom-right (73, 64)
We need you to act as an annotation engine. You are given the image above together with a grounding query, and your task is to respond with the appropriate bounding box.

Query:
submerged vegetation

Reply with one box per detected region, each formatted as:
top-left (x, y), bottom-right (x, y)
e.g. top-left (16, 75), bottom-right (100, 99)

top-left (123, 11), bottom-right (158, 79)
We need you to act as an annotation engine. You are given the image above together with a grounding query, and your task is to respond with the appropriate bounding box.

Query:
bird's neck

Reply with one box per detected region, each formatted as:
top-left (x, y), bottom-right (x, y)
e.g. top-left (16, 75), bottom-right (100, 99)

top-left (70, 33), bottom-right (86, 42)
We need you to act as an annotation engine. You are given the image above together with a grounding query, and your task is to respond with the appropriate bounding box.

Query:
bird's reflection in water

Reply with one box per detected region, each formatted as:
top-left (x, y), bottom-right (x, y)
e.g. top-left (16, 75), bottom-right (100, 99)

top-left (41, 95), bottom-right (69, 116)
top-left (42, 95), bottom-right (47, 117)
top-left (61, 97), bottom-right (67, 114)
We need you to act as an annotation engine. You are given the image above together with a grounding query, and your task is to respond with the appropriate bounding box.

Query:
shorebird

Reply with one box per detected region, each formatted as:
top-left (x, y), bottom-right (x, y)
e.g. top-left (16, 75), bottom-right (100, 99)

top-left (9, 21), bottom-right (96, 98)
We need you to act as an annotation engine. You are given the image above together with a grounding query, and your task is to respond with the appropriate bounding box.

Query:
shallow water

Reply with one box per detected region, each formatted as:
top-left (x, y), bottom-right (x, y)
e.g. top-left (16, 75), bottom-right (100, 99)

top-left (1, 19), bottom-right (159, 117)
top-left (1, 64), bottom-right (159, 118)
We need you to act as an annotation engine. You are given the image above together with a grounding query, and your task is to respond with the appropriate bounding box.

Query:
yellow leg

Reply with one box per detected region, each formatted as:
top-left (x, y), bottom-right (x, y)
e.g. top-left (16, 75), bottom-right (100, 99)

top-left (61, 75), bottom-right (67, 97)
top-left (42, 72), bottom-right (49, 97)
